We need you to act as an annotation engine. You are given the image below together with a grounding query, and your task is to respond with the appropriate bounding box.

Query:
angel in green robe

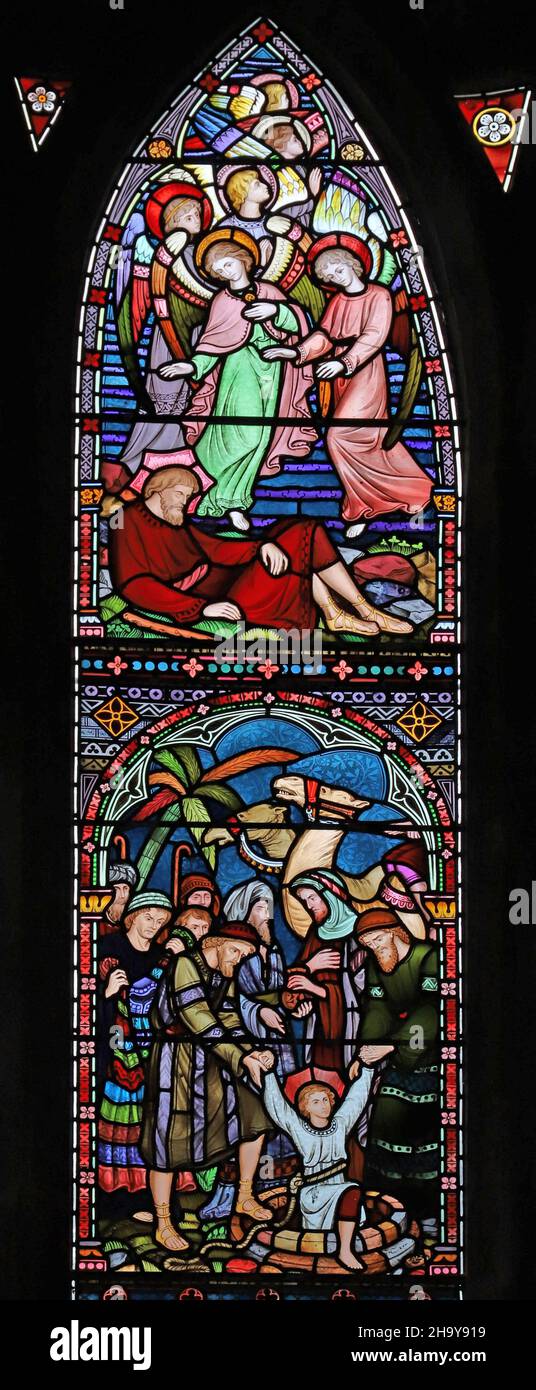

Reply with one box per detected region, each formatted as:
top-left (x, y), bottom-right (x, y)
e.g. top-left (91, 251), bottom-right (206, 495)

top-left (158, 229), bottom-right (317, 530)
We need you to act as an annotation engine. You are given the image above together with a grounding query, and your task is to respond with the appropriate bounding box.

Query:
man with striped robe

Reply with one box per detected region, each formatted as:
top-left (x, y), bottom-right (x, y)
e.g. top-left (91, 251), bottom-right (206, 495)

top-left (139, 929), bottom-right (274, 1251)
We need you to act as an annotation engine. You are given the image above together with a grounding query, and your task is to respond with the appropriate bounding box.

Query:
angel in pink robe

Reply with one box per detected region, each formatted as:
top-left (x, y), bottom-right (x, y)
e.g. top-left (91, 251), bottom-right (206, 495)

top-left (264, 240), bottom-right (433, 538)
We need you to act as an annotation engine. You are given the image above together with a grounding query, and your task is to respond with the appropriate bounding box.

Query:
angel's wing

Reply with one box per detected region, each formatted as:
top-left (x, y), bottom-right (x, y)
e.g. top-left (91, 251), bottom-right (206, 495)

top-left (313, 178), bottom-right (390, 280)
top-left (376, 247), bottom-right (398, 286)
top-left (150, 234), bottom-right (211, 361)
top-left (114, 212), bottom-right (154, 408)
top-left (272, 165), bottom-right (310, 214)
top-left (192, 101), bottom-right (270, 159)
top-left (384, 325), bottom-right (422, 451)
top-left (167, 285), bottom-right (208, 359)
top-left (183, 162), bottom-right (227, 225)
top-left (263, 220), bottom-right (326, 326)
top-left (208, 84), bottom-right (265, 121)
top-left (288, 269), bottom-right (325, 325)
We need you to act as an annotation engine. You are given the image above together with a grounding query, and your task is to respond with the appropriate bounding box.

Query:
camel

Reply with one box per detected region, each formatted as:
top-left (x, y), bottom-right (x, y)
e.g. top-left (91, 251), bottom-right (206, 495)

top-left (203, 763), bottom-right (428, 941)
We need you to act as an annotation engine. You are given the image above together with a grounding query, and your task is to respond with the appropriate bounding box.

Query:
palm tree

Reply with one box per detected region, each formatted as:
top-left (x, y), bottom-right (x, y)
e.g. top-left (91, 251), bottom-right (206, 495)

top-left (132, 742), bottom-right (297, 889)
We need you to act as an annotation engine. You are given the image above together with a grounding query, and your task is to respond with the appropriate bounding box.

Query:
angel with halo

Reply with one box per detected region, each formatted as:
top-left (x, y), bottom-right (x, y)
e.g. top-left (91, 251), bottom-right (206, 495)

top-left (263, 176), bottom-right (433, 537)
top-left (158, 226), bottom-right (318, 531)
top-left (110, 159), bottom-right (322, 508)
top-left (108, 172), bottom-right (214, 493)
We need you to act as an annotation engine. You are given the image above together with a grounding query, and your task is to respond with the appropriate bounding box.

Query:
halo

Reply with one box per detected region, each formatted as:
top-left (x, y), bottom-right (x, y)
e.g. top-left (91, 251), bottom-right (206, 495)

top-left (307, 232), bottom-right (373, 280)
top-left (216, 162), bottom-right (279, 213)
top-left (195, 227), bottom-right (261, 274)
top-left (284, 1067), bottom-right (345, 1105)
top-left (252, 114), bottom-right (312, 154)
top-left (145, 181), bottom-right (212, 241)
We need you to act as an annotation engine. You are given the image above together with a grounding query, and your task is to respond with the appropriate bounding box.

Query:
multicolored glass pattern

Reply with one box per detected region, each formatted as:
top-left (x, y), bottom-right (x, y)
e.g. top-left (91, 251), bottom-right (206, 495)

top-left (73, 18), bottom-right (462, 1302)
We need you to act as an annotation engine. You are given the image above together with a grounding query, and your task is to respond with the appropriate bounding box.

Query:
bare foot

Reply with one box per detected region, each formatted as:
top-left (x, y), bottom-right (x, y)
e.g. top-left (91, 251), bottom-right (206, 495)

top-left (229, 510), bottom-right (250, 531)
top-left (338, 1250), bottom-right (362, 1270)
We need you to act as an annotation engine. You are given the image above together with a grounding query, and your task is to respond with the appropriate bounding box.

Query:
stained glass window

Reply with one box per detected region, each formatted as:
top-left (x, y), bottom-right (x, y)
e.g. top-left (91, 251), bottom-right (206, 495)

top-left (74, 17), bottom-right (461, 1301)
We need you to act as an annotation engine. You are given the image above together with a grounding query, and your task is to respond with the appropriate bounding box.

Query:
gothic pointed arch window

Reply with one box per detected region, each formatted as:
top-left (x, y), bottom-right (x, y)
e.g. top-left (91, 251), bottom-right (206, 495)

top-left (74, 18), bottom-right (461, 1299)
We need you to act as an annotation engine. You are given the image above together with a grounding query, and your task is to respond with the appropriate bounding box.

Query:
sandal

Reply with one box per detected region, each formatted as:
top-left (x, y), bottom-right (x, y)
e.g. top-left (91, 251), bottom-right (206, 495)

top-left (154, 1201), bottom-right (190, 1252)
top-left (354, 599), bottom-right (412, 634)
top-left (323, 596), bottom-right (378, 636)
top-left (235, 1182), bottom-right (274, 1222)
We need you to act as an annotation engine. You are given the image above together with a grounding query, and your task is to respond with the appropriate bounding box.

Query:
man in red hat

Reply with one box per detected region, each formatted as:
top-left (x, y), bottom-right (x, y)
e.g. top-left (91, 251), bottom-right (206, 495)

top-left (179, 872), bottom-right (221, 928)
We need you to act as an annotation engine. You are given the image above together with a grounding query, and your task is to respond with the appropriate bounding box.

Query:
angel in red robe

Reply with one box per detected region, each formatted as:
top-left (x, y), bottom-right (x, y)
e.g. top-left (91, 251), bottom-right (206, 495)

top-left (108, 465), bottom-right (412, 636)
top-left (263, 233), bottom-right (433, 539)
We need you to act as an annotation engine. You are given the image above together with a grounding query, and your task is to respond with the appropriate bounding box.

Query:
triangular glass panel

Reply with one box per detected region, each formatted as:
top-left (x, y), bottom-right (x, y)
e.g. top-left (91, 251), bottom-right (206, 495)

top-left (455, 86), bottom-right (531, 190)
top-left (14, 76), bottom-right (71, 152)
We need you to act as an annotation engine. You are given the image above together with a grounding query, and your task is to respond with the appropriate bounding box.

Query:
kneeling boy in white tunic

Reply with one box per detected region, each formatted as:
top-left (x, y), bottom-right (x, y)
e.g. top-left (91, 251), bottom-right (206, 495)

top-left (263, 1061), bottom-right (377, 1270)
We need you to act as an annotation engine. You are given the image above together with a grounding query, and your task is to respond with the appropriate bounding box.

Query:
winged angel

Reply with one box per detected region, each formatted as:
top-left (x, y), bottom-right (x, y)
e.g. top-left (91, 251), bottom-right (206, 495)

top-left (112, 166), bottom-right (429, 538)
top-left (109, 171), bottom-right (216, 493)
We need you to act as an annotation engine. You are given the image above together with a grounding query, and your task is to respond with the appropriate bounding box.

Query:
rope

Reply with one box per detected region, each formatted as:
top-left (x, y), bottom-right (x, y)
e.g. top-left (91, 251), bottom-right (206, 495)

top-left (199, 1162), bottom-right (348, 1260)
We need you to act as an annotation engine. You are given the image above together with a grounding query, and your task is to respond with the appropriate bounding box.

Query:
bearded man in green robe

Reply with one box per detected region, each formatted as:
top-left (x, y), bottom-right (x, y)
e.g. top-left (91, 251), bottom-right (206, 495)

top-left (351, 907), bottom-right (439, 1226)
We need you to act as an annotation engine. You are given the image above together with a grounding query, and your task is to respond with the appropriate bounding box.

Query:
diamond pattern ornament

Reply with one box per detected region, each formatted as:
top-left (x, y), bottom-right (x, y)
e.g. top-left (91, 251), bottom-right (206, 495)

top-left (396, 700), bottom-right (442, 744)
top-left (455, 87), bottom-right (531, 191)
top-left (93, 696), bottom-right (139, 737)
top-left (14, 76), bottom-right (72, 152)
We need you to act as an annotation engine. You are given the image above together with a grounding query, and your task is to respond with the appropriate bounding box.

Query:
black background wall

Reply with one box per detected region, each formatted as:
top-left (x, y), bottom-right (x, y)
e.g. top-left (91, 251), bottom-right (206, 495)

top-left (2, 0), bottom-right (535, 1303)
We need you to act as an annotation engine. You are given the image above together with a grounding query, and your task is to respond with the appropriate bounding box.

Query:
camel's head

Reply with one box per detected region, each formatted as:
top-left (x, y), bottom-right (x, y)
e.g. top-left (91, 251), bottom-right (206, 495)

top-left (202, 801), bottom-right (290, 851)
top-left (273, 774), bottom-right (369, 815)
top-left (237, 802), bottom-right (289, 825)
top-left (272, 774), bottom-right (306, 806)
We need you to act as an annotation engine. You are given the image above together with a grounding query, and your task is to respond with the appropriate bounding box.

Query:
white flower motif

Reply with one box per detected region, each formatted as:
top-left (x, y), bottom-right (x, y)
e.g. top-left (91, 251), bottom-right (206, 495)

top-left (475, 108), bottom-right (512, 146)
top-left (28, 86), bottom-right (57, 114)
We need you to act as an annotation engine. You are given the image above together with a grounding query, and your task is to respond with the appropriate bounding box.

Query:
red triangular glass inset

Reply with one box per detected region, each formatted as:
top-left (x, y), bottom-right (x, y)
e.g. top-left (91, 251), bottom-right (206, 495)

top-left (455, 88), bottom-right (530, 190)
top-left (15, 76), bottom-right (72, 151)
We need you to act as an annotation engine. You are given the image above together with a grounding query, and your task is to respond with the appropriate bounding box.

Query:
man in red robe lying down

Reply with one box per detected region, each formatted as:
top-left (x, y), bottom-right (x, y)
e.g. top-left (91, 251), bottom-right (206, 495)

top-left (108, 466), bottom-right (411, 635)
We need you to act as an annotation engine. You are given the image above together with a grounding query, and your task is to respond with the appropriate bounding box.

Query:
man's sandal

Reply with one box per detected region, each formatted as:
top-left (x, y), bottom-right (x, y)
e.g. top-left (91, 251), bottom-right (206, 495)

top-left (154, 1202), bottom-right (189, 1252)
top-left (235, 1182), bottom-right (274, 1222)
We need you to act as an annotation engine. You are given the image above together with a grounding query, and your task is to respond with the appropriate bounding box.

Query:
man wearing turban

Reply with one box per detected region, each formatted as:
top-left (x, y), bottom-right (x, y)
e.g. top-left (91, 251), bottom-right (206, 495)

top-left (179, 872), bottom-right (221, 926)
top-left (99, 862), bottom-right (138, 937)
